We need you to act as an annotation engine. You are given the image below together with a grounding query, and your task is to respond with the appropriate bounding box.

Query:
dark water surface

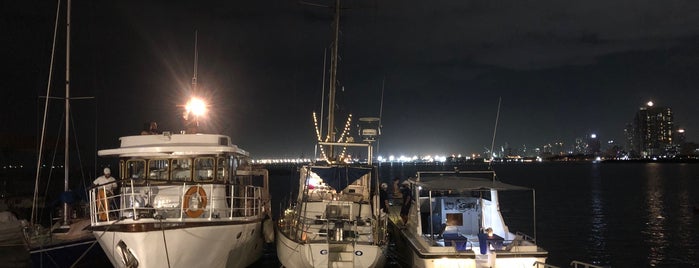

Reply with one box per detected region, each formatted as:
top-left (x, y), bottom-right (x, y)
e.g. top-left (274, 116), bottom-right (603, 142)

top-left (261, 162), bottom-right (699, 267)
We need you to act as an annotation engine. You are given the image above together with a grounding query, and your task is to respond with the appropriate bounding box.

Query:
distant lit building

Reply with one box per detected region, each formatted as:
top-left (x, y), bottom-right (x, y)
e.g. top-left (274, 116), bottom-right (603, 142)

top-left (623, 123), bottom-right (635, 156)
top-left (672, 127), bottom-right (687, 155)
top-left (574, 138), bottom-right (586, 154)
top-left (587, 133), bottom-right (600, 155)
top-left (552, 141), bottom-right (564, 155)
top-left (632, 101), bottom-right (674, 157)
top-left (675, 128), bottom-right (686, 145)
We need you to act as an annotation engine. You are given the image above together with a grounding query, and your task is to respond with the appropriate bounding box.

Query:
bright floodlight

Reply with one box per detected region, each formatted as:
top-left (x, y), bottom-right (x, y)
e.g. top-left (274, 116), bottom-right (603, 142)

top-left (646, 101), bottom-right (654, 107)
top-left (186, 97), bottom-right (207, 117)
top-left (590, 133), bottom-right (597, 139)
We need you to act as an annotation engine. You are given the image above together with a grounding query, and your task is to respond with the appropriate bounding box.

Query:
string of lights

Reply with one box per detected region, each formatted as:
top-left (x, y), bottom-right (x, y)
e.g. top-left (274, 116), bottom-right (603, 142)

top-left (312, 112), bottom-right (354, 162)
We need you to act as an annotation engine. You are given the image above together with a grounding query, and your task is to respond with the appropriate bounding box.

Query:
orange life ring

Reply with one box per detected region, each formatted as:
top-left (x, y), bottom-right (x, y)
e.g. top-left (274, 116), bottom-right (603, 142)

top-left (183, 186), bottom-right (207, 218)
top-left (96, 189), bottom-right (108, 221)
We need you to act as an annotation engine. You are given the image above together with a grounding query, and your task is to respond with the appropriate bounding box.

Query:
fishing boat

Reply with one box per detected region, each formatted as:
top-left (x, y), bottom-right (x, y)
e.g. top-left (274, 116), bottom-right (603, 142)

top-left (275, 1), bottom-right (387, 267)
top-left (387, 170), bottom-right (548, 268)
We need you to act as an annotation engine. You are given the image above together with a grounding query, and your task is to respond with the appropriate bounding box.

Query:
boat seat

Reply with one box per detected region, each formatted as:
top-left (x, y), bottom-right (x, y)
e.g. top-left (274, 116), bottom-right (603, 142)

top-left (443, 233), bottom-right (469, 251)
top-left (505, 234), bottom-right (523, 251)
top-left (443, 225), bottom-right (458, 234)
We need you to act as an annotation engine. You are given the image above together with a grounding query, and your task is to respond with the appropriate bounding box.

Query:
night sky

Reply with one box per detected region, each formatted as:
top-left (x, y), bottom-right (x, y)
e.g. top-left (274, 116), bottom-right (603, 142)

top-left (3, 0), bottom-right (699, 160)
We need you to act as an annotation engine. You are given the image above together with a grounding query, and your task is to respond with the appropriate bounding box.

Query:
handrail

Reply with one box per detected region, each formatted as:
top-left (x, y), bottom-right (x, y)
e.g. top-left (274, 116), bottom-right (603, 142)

top-left (570, 261), bottom-right (604, 268)
top-left (533, 261), bottom-right (560, 268)
top-left (532, 261), bottom-right (604, 268)
top-left (89, 181), bottom-right (266, 225)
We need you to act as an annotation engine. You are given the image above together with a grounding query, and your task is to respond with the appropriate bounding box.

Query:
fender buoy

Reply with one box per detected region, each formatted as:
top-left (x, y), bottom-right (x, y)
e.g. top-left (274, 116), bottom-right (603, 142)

top-left (263, 218), bottom-right (275, 243)
top-left (183, 186), bottom-right (207, 218)
top-left (96, 189), bottom-right (108, 221)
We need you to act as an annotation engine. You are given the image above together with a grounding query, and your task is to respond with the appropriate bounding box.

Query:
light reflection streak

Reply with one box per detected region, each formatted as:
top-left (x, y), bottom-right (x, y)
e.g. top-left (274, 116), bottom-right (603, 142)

top-left (588, 164), bottom-right (609, 264)
top-left (676, 165), bottom-right (697, 264)
top-left (643, 164), bottom-right (666, 266)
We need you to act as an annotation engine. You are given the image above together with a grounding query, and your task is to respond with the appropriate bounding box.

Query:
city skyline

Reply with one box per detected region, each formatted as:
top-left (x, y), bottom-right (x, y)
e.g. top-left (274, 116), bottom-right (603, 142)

top-left (3, 1), bottom-right (699, 160)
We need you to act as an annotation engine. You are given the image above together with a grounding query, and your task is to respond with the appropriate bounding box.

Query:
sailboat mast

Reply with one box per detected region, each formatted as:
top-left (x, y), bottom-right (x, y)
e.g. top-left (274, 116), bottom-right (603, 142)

top-left (62, 0), bottom-right (72, 226)
top-left (327, 0), bottom-right (340, 159)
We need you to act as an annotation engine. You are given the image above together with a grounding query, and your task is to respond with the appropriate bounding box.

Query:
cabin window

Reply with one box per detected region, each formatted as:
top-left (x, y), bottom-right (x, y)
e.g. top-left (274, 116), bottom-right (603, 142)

top-left (194, 157), bottom-right (215, 182)
top-left (148, 159), bottom-right (169, 183)
top-left (446, 213), bottom-right (464, 226)
top-left (216, 157), bottom-right (229, 181)
top-left (171, 158), bottom-right (192, 181)
top-left (126, 160), bottom-right (146, 185)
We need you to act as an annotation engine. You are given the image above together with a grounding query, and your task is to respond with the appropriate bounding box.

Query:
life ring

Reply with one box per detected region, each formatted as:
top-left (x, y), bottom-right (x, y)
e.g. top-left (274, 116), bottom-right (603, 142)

top-left (183, 186), bottom-right (208, 218)
top-left (96, 189), bottom-right (108, 221)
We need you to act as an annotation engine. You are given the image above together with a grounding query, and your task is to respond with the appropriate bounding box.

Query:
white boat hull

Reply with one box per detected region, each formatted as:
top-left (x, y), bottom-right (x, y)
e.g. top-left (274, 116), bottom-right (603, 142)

top-left (276, 228), bottom-right (385, 268)
top-left (95, 222), bottom-right (263, 268)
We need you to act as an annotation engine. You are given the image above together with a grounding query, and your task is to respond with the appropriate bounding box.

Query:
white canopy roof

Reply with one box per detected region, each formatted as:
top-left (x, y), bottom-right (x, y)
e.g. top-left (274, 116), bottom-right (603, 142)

top-left (98, 133), bottom-right (248, 157)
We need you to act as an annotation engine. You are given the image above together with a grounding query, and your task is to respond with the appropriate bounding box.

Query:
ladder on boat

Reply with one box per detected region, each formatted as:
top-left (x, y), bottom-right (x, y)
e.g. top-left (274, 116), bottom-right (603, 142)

top-left (326, 200), bottom-right (357, 268)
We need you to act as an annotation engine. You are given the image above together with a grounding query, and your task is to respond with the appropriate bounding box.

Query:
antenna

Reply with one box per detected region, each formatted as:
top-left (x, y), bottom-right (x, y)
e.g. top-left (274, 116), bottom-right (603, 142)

top-left (376, 77), bottom-right (385, 156)
top-left (489, 97), bottom-right (502, 168)
top-left (192, 30), bottom-right (199, 92)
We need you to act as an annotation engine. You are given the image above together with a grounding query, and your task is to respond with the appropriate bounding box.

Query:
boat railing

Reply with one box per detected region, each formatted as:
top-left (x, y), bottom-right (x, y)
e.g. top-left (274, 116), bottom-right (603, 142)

top-left (515, 231), bottom-right (536, 244)
top-left (533, 261), bottom-right (604, 268)
top-left (89, 181), bottom-right (265, 225)
top-left (431, 232), bottom-right (540, 253)
top-left (279, 201), bottom-right (376, 244)
top-left (533, 261), bottom-right (560, 268)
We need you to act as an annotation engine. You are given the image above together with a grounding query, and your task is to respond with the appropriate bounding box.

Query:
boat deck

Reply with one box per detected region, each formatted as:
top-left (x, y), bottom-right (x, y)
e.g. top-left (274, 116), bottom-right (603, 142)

top-left (386, 204), bottom-right (546, 258)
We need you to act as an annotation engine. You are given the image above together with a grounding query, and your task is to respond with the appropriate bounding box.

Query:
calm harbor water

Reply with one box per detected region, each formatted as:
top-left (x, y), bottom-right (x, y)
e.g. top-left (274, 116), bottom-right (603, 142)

top-left (9, 162), bottom-right (695, 267)
top-left (262, 162), bottom-right (699, 267)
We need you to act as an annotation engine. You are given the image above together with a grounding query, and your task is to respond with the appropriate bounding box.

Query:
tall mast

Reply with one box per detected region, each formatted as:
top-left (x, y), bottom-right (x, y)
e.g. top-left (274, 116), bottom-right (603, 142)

top-left (62, 0), bottom-right (72, 227)
top-left (326, 0), bottom-right (340, 160)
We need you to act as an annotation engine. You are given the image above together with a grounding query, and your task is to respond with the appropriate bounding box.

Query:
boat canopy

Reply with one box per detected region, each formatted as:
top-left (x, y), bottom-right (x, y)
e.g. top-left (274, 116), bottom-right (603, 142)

top-left (309, 166), bottom-right (372, 192)
top-left (98, 134), bottom-right (248, 157)
top-left (412, 176), bottom-right (530, 191)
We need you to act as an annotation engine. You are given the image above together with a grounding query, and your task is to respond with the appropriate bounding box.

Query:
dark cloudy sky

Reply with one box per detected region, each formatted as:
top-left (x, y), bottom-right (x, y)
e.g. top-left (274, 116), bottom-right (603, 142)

top-left (4, 0), bottom-right (699, 159)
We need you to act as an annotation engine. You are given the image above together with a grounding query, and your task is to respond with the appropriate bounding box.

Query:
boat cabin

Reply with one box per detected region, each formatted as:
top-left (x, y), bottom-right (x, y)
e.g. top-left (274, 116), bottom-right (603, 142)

top-left (91, 133), bottom-right (269, 223)
top-left (404, 171), bottom-right (536, 252)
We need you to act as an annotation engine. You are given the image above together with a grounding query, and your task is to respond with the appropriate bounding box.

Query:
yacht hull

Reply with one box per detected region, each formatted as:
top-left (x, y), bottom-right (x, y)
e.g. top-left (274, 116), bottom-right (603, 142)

top-left (390, 224), bottom-right (545, 268)
top-left (276, 228), bottom-right (385, 268)
top-left (95, 222), bottom-right (263, 268)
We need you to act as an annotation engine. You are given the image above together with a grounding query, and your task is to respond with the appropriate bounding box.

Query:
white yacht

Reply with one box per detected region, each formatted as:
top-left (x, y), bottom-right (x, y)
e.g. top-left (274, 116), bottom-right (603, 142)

top-left (89, 132), bottom-right (273, 268)
top-left (387, 170), bottom-right (548, 268)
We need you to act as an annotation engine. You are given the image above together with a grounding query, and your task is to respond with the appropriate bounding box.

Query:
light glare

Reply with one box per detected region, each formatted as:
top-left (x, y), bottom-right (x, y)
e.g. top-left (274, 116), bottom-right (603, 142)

top-left (186, 97), bottom-right (208, 117)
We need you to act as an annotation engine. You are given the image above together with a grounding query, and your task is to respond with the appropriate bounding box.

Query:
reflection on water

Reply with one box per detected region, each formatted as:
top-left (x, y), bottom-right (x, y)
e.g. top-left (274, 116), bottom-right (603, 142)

top-left (643, 164), bottom-right (667, 266)
top-left (676, 165), bottom-right (698, 265)
top-left (588, 164), bottom-right (609, 264)
top-left (262, 163), bottom-right (699, 267)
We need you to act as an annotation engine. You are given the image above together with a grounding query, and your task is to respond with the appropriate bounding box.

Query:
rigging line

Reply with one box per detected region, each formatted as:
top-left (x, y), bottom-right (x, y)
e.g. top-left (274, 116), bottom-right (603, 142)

top-left (316, 48), bottom-right (328, 161)
top-left (489, 97), bottom-right (502, 169)
top-left (38, 112), bottom-right (65, 224)
top-left (160, 217), bottom-right (172, 268)
top-left (320, 47), bottom-right (327, 139)
top-left (71, 218), bottom-right (123, 268)
top-left (376, 77), bottom-right (385, 158)
top-left (69, 110), bottom-right (88, 197)
top-left (33, 0), bottom-right (62, 225)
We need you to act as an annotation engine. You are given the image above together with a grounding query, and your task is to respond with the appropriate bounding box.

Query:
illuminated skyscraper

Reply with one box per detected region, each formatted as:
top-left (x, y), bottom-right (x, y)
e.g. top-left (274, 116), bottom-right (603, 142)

top-left (632, 101), bottom-right (674, 157)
